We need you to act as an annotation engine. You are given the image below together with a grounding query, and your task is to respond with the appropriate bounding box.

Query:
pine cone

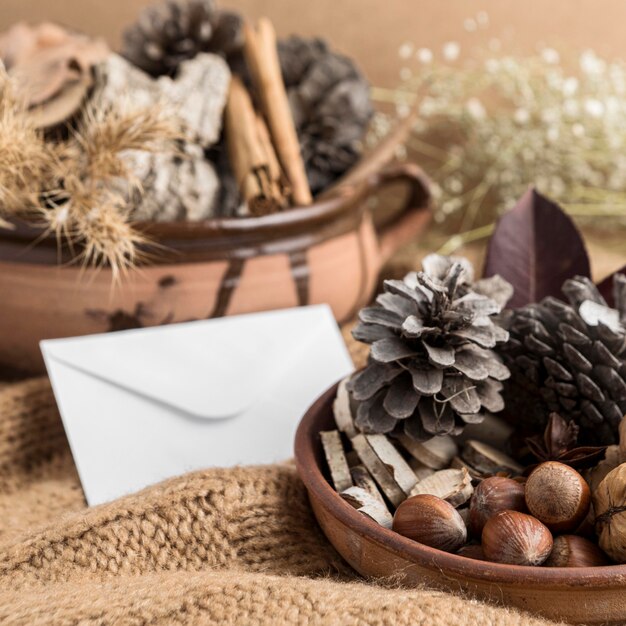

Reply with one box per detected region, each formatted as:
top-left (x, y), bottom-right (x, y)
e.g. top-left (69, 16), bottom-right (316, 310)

top-left (122, 0), bottom-right (243, 77)
top-left (348, 255), bottom-right (512, 441)
top-left (278, 36), bottom-right (373, 194)
top-left (501, 275), bottom-right (626, 445)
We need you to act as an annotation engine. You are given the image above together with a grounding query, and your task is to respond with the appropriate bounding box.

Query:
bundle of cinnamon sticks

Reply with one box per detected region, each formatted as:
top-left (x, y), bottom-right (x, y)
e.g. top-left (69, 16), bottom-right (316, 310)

top-left (225, 17), bottom-right (312, 216)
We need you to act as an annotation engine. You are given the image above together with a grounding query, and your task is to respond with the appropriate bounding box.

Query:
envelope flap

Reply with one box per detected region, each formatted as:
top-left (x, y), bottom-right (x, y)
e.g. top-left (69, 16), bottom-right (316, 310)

top-left (41, 306), bottom-right (337, 419)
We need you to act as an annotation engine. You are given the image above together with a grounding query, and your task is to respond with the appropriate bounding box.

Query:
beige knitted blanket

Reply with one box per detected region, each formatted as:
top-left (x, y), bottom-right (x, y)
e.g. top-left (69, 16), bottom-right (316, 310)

top-left (0, 375), bottom-right (561, 625)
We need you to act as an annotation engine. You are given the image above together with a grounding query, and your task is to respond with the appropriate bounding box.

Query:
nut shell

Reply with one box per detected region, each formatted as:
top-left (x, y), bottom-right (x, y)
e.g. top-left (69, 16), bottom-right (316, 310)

top-left (469, 476), bottom-right (527, 536)
top-left (482, 510), bottom-right (553, 566)
top-left (525, 462), bottom-right (590, 532)
top-left (544, 535), bottom-right (609, 567)
top-left (594, 463), bottom-right (626, 563)
top-left (393, 494), bottom-right (467, 553)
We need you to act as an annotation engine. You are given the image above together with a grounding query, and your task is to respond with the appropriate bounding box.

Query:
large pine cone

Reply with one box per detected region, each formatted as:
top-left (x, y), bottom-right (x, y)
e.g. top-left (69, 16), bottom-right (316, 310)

top-left (278, 36), bottom-right (373, 194)
top-left (122, 0), bottom-right (243, 77)
top-left (501, 275), bottom-right (626, 445)
top-left (348, 255), bottom-right (512, 441)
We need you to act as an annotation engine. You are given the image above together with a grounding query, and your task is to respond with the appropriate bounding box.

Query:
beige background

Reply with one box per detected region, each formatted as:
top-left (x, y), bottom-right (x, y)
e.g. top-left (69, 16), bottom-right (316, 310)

top-left (2, 1), bottom-right (626, 86)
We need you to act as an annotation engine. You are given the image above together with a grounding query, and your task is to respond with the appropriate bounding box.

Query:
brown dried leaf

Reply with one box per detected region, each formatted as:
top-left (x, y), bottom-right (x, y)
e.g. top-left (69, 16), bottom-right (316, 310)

top-left (483, 188), bottom-right (591, 308)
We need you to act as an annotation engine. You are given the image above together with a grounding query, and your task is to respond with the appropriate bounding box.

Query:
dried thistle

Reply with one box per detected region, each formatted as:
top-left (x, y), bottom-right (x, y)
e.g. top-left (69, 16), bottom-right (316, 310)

top-left (0, 68), bottom-right (179, 274)
top-left (0, 70), bottom-right (53, 217)
top-left (38, 103), bottom-right (178, 275)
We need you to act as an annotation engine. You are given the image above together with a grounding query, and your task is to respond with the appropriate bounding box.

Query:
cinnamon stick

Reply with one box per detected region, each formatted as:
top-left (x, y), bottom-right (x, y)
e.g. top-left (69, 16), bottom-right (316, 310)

top-left (244, 18), bottom-right (312, 206)
top-left (224, 76), bottom-right (286, 216)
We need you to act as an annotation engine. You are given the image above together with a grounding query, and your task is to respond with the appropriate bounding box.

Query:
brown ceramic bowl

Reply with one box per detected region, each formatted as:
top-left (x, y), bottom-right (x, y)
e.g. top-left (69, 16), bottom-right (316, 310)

top-left (0, 119), bottom-right (431, 374)
top-left (295, 382), bottom-right (626, 625)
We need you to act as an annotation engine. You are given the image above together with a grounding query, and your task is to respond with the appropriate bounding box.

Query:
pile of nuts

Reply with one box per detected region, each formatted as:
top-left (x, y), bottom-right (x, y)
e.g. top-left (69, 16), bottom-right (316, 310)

top-left (394, 461), bottom-right (608, 566)
top-left (322, 377), bottom-right (626, 567)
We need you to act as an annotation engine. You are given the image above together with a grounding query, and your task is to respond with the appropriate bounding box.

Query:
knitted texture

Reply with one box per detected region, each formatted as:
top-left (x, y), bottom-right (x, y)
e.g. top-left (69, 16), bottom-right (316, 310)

top-left (0, 373), bottom-right (561, 625)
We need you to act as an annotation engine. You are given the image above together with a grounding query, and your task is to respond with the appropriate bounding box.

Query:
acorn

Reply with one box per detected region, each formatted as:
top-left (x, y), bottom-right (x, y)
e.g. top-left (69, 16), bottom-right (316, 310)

top-left (544, 535), bottom-right (609, 567)
top-left (469, 476), bottom-right (527, 537)
top-left (525, 462), bottom-right (590, 533)
top-left (482, 510), bottom-right (553, 566)
top-left (393, 494), bottom-right (467, 553)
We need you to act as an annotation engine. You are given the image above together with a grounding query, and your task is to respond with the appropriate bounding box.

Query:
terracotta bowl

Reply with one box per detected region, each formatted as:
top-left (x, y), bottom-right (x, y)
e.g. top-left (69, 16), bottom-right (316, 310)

top-left (295, 382), bottom-right (626, 626)
top-left (0, 119), bottom-right (431, 374)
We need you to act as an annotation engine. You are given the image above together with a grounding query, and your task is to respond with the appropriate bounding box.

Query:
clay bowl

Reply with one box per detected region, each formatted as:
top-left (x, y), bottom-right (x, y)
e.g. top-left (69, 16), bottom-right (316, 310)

top-left (295, 382), bottom-right (626, 625)
top-left (0, 119), bottom-right (431, 374)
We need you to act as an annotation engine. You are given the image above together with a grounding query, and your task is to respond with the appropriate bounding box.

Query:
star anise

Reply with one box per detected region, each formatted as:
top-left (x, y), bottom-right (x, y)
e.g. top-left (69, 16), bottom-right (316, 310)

top-left (525, 412), bottom-right (607, 470)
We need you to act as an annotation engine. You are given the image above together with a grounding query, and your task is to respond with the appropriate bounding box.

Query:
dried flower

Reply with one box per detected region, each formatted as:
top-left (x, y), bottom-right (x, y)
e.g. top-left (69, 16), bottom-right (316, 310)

top-left (370, 46), bottom-right (626, 235)
top-left (526, 413), bottom-right (607, 471)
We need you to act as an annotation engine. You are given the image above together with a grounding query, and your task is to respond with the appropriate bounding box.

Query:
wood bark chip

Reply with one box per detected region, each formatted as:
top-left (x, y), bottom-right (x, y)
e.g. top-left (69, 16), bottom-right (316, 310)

top-left (454, 413), bottom-right (514, 450)
top-left (365, 434), bottom-right (418, 495)
top-left (396, 434), bottom-right (458, 470)
top-left (450, 455), bottom-right (482, 480)
top-left (462, 440), bottom-right (523, 475)
top-left (409, 467), bottom-right (474, 508)
top-left (350, 464), bottom-right (387, 506)
top-left (333, 377), bottom-right (357, 438)
top-left (225, 76), bottom-right (287, 216)
top-left (244, 18), bottom-right (312, 206)
top-left (409, 458), bottom-right (437, 481)
top-left (341, 486), bottom-right (393, 529)
top-left (350, 434), bottom-right (406, 507)
top-left (320, 430), bottom-right (352, 492)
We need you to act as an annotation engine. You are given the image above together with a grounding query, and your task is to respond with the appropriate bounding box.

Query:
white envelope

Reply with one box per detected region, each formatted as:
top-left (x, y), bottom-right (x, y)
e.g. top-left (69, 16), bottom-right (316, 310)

top-left (41, 305), bottom-right (353, 506)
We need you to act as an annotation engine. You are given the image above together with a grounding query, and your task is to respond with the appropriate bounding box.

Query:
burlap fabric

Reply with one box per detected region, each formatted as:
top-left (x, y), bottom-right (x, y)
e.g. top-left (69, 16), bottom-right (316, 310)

top-left (0, 365), bottom-right (564, 625)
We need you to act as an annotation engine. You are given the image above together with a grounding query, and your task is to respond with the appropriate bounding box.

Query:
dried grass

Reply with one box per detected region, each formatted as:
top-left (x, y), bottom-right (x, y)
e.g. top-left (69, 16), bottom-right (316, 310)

top-left (0, 70), bottom-right (178, 275)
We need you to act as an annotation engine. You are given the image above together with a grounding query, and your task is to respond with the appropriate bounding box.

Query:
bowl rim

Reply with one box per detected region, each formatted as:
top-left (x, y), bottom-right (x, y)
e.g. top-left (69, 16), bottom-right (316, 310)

top-left (294, 381), bottom-right (626, 588)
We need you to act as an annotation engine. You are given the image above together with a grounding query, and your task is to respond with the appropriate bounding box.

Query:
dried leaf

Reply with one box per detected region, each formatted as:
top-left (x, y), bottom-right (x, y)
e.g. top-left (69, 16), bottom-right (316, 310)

top-left (483, 188), bottom-right (591, 308)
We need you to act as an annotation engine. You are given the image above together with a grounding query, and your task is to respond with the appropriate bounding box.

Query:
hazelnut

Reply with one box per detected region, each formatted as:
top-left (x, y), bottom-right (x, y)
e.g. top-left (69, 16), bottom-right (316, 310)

top-left (482, 510), bottom-right (553, 566)
top-left (544, 535), bottom-right (609, 567)
top-left (457, 543), bottom-right (486, 561)
top-left (469, 476), bottom-right (527, 536)
top-left (593, 463), bottom-right (626, 563)
top-left (393, 494), bottom-right (467, 553)
top-left (525, 462), bottom-right (590, 532)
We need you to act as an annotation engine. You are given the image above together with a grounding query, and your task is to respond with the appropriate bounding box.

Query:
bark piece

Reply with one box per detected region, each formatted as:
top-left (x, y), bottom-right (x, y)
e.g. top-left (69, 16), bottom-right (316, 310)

top-left (124, 143), bottom-right (219, 222)
top-left (333, 377), bottom-right (357, 438)
top-left (454, 412), bottom-right (514, 449)
top-left (350, 434), bottom-right (405, 507)
top-left (320, 430), bottom-right (352, 492)
top-left (341, 486), bottom-right (393, 529)
top-left (409, 467), bottom-right (473, 507)
top-left (365, 434), bottom-right (418, 495)
top-left (409, 459), bottom-right (437, 481)
top-left (96, 53), bottom-right (230, 148)
top-left (396, 434), bottom-right (458, 470)
top-left (350, 464), bottom-right (387, 507)
top-left (462, 440), bottom-right (523, 475)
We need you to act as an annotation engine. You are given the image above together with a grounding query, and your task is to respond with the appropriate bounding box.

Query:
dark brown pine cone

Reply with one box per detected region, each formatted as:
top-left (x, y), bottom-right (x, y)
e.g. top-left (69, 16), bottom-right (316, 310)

top-left (500, 274), bottom-right (626, 445)
top-left (122, 0), bottom-right (243, 77)
top-left (278, 36), bottom-right (373, 194)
